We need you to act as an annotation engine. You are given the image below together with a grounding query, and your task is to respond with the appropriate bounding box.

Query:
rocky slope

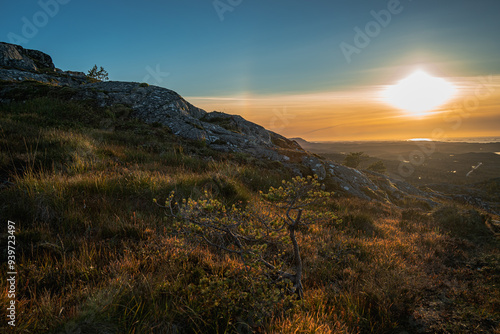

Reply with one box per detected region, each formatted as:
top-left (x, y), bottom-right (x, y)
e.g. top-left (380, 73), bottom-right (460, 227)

top-left (0, 41), bottom-right (446, 205)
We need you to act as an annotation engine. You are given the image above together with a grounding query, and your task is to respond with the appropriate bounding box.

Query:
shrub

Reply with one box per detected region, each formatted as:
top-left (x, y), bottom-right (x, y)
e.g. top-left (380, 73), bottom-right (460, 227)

top-left (367, 160), bottom-right (387, 174)
top-left (87, 65), bottom-right (109, 82)
top-left (343, 152), bottom-right (367, 168)
top-left (165, 176), bottom-right (335, 299)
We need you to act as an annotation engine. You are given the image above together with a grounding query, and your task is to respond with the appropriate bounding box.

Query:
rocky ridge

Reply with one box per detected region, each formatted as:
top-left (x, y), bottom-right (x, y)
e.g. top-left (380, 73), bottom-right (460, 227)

top-left (0, 42), bottom-right (444, 205)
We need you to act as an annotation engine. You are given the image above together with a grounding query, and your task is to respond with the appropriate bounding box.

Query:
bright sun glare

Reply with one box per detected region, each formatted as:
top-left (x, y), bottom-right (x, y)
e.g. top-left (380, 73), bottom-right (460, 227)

top-left (384, 70), bottom-right (456, 116)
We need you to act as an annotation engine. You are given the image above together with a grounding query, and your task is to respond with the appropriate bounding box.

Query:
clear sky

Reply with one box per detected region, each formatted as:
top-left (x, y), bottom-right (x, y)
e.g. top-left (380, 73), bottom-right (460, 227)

top-left (1, 0), bottom-right (500, 141)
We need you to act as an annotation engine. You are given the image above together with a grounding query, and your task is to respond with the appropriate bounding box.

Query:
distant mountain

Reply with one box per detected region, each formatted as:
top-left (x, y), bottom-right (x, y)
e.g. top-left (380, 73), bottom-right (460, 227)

top-left (290, 137), bottom-right (308, 144)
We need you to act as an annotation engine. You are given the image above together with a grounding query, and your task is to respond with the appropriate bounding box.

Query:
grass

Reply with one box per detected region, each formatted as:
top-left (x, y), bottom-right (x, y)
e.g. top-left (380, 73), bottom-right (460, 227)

top-left (0, 82), bottom-right (499, 333)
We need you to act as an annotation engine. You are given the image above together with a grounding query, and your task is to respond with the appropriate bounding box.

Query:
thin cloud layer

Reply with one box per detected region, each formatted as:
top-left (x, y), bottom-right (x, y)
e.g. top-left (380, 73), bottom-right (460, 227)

top-left (187, 75), bottom-right (500, 141)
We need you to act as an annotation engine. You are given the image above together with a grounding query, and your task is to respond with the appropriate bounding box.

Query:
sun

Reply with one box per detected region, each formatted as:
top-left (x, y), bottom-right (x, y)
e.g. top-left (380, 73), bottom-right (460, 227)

top-left (384, 70), bottom-right (456, 116)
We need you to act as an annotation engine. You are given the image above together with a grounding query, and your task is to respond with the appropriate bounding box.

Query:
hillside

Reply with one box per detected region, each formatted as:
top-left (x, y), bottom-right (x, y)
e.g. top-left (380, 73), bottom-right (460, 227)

top-left (0, 43), bottom-right (499, 333)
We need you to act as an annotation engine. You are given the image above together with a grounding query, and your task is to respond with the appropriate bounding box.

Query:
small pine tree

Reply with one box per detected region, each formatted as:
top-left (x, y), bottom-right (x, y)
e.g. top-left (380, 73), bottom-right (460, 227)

top-left (162, 176), bottom-right (335, 299)
top-left (87, 65), bottom-right (109, 82)
top-left (367, 160), bottom-right (387, 174)
top-left (343, 152), bottom-right (367, 168)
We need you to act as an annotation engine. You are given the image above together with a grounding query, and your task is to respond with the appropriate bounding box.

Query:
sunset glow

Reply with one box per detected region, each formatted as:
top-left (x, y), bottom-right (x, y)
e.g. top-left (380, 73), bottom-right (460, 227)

top-left (383, 71), bottom-right (457, 116)
top-left (188, 75), bottom-right (500, 141)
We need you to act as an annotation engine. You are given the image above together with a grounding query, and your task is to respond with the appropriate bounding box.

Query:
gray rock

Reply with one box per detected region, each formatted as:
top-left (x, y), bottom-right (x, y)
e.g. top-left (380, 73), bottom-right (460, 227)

top-left (0, 68), bottom-right (87, 87)
top-left (0, 42), bottom-right (54, 71)
top-left (302, 156), bottom-right (327, 180)
top-left (300, 156), bottom-right (387, 201)
top-left (73, 81), bottom-right (301, 160)
top-left (201, 111), bottom-right (272, 146)
top-left (24, 48), bottom-right (55, 70)
top-left (65, 71), bottom-right (86, 78)
top-left (364, 170), bottom-right (438, 207)
top-left (0, 43), bottom-right (37, 71)
top-left (326, 162), bottom-right (379, 200)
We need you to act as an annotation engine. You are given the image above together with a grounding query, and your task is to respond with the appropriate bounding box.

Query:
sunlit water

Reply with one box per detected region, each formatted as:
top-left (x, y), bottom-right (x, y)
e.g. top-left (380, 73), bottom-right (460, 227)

top-left (407, 137), bottom-right (500, 143)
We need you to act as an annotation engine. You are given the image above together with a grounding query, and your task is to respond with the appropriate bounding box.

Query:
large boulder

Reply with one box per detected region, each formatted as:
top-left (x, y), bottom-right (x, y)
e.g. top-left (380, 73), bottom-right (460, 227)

top-left (0, 42), bottom-right (54, 71)
top-left (0, 42), bottom-right (36, 71)
top-left (24, 48), bottom-right (55, 69)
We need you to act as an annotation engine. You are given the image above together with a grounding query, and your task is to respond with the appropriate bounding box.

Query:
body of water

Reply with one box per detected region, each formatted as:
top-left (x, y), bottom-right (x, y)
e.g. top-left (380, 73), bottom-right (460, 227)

top-left (407, 137), bottom-right (500, 143)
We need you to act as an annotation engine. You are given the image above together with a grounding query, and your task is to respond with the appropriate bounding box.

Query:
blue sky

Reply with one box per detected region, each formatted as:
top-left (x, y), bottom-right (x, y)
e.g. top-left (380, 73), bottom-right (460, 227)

top-left (2, 0), bottom-right (500, 140)
top-left (2, 0), bottom-right (499, 95)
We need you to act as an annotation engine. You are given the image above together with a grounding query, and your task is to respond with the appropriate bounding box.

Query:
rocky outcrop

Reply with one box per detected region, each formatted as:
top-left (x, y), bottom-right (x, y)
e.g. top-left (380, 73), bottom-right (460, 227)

top-left (0, 42), bottom-right (54, 71)
top-left (0, 42), bottom-right (88, 87)
top-left (24, 47), bottom-right (55, 70)
top-left (73, 81), bottom-right (293, 159)
top-left (0, 68), bottom-right (89, 87)
top-left (364, 170), bottom-right (439, 207)
top-left (201, 111), bottom-right (272, 146)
